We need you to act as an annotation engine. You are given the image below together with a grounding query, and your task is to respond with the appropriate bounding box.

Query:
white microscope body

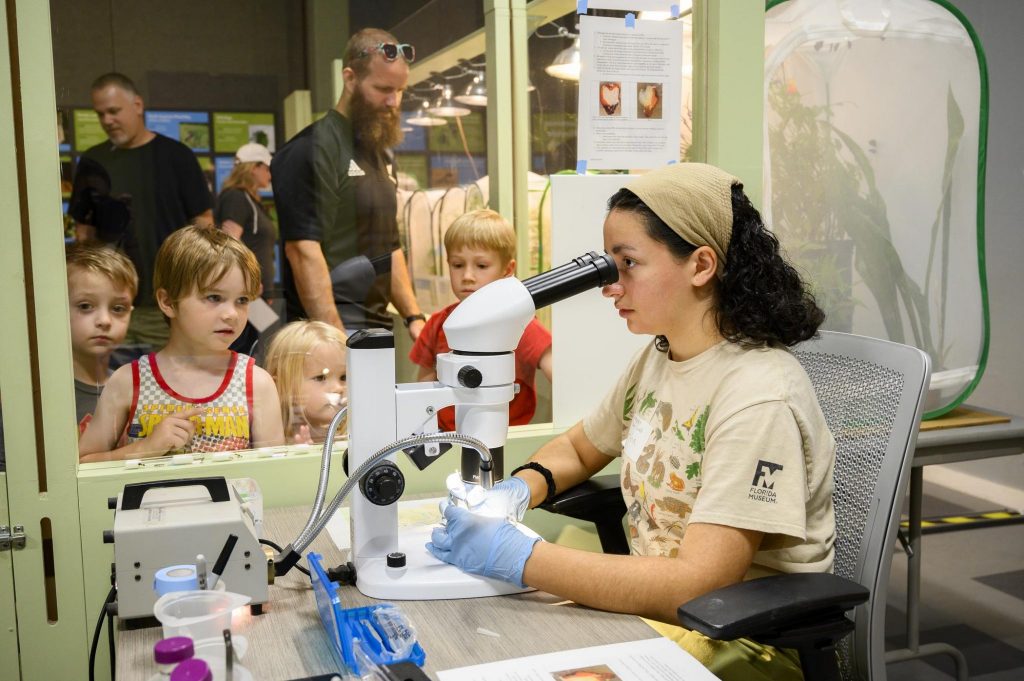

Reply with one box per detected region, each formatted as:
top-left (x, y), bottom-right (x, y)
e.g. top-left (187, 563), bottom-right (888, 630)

top-left (346, 254), bottom-right (616, 600)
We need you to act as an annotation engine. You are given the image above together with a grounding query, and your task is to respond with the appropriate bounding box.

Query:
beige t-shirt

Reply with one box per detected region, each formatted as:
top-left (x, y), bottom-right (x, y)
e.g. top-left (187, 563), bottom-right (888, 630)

top-left (583, 340), bottom-right (836, 575)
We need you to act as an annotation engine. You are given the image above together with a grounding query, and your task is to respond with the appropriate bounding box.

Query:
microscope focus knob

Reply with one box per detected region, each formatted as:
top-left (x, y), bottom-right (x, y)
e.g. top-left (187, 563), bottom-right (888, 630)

top-left (457, 365), bottom-right (483, 388)
top-left (360, 463), bottom-right (406, 506)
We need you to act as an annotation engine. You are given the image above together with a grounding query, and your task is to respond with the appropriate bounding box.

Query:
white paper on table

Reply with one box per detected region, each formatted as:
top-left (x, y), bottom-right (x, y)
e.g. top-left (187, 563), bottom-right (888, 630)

top-left (438, 637), bottom-right (721, 681)
top-left (246, 297), bottom-right (280, 332)
top-left (324, 496), bottom-right (445, 551)
top-left (577, 15), bottom-right (684, 170)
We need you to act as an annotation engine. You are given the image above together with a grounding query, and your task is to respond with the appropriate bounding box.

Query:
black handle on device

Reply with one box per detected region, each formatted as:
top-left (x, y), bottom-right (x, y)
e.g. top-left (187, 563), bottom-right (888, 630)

top-left (119, 477), bottom-right (231, 511)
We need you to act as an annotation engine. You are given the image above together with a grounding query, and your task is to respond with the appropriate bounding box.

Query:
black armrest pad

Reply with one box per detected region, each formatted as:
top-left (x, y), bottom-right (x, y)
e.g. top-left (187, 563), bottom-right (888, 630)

top-left (538, 474), bottom-right (623, 520)
top-left (677, 573), bottom-right (869, 641)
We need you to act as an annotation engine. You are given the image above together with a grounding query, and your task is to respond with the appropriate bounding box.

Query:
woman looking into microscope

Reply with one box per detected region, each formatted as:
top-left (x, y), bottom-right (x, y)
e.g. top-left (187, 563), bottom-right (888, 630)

top-left (426, 163), bottom-right (835, 681)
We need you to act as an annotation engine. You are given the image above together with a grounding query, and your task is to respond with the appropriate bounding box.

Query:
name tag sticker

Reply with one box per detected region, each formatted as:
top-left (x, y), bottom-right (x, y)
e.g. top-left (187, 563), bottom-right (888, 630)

top-left (622, 416), bottom-right (653, 463)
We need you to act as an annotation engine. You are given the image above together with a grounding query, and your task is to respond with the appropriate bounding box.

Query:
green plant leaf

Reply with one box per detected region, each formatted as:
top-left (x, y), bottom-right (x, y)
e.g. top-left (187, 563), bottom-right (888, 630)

top-left (690, 406), bottom-right (710, 454)
top-left (623, 383), bottom-right (637, 421)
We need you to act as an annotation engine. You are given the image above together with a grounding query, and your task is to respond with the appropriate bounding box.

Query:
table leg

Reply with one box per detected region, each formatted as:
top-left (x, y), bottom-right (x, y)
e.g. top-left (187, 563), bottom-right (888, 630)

top-left (908, 466), bottom-right (922, 650)
top-left (884, 467), bottom-right (969, 681)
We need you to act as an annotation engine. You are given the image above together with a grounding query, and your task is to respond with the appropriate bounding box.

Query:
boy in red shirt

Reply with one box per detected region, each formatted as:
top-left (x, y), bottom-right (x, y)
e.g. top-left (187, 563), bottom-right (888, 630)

top-left (409, 209), bottom-right (552, 429)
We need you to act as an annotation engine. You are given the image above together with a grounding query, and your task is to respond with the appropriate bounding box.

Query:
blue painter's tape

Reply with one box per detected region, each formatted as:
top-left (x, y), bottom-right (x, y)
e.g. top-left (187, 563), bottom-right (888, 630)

top-left (671, 4), bottom-right (680, 17)
top-left (667, 159), bottom-right (678, 165)
top-left (576, 160), bottom-right (588, 174)
top-left (577, 0), bottom-right (588, 14)
top-left (625, 12), bottom-right (636, 28)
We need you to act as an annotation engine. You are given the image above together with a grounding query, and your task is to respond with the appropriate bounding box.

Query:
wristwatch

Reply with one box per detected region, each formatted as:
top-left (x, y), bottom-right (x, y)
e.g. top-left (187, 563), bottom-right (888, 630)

top-left (403, 313), bottom-right (426, 327)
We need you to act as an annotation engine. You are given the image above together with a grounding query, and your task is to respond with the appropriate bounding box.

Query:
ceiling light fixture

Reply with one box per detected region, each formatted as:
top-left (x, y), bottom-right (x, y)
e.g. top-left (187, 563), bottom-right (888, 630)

top-left (427, 86), bottom-right (471, 117)
top-left (454, 71), bottom-right (488, 106)
top-left (536, 25), bottom-right (581, 82)
top-left (407, 100), bottom-right (446, 127)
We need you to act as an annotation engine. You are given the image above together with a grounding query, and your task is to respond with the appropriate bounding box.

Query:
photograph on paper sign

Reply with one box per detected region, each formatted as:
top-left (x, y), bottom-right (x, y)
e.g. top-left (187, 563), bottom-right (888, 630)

top-left (598, 82), bottom-right (622, 117)
top-left (637, 82), bottom-right (662, 119)
top-left (551, 664), bottom-right (621, 681)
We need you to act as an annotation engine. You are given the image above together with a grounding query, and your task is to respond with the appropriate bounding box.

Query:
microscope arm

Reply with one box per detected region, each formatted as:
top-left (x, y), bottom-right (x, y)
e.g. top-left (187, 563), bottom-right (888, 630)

top-left (273, 430), bottom-right (494, 577)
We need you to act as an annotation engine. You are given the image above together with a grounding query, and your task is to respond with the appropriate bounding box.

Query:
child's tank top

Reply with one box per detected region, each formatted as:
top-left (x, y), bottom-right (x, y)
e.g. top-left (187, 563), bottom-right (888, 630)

top-left (126, 352), bottom-right (254, 453)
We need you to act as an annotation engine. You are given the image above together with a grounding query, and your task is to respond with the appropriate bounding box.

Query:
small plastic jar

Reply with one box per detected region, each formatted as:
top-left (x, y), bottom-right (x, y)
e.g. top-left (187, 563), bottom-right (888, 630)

top-left (169, 658), bottom-right (212, 681)
top-left (153, 637), bottom-right (194, 678)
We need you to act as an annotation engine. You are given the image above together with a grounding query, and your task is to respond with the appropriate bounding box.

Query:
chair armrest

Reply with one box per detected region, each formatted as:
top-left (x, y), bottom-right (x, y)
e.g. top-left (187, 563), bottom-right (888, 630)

top-left (538, 473), bottom-right (623, 518)
top-left (677, 573), bottom-right (869, 643)
top-left (538, 474), bottom-right (629, 555)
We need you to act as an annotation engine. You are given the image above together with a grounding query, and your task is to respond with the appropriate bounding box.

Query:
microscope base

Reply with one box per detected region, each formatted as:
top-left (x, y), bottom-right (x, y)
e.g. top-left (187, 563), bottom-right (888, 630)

top-left (354, 525), bottom-right (532, 600)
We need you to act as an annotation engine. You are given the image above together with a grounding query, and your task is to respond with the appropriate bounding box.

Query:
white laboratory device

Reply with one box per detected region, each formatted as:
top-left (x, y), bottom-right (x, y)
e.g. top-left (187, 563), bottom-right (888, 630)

top-left (343, 253), bottom-right (618, 600)
top-left (106, 477), bottom-right (269, 619)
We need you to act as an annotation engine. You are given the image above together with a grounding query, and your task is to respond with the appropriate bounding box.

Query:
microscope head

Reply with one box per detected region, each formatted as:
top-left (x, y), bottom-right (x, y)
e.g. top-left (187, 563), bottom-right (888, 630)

top-left (443, 252), bottom-right (618, 353)
top-left (443, 278), bottom-right (536, 354)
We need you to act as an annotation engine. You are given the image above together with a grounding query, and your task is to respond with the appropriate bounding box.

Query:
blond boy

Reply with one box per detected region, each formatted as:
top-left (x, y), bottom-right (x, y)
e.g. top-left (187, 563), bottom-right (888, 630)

top-left (78, 226), bottom-right (284, 462)
top-left (67, 242), bottom-right (137, 434)
top-left (409, 209), bottom-right (552, 430)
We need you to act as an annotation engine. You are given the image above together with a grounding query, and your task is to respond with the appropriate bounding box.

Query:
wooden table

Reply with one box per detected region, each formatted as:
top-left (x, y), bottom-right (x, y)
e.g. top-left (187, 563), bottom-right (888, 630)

top-left (117, 505), bottom-right (659, 680)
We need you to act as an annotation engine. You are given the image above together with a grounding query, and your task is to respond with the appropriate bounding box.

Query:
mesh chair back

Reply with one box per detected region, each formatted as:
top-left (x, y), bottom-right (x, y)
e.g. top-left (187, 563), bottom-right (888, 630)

top-left (793, 332), bottom-right (930, 681)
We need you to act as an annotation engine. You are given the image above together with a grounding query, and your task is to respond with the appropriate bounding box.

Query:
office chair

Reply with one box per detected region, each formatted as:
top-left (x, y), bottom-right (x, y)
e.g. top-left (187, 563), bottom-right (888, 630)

top-left (541, 331), bottom-right (931, 681)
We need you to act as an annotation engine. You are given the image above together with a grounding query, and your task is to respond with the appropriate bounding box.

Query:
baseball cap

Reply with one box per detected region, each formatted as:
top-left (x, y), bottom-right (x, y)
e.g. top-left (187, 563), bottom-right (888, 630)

top-left (235, 142), bottom-right (272, 166)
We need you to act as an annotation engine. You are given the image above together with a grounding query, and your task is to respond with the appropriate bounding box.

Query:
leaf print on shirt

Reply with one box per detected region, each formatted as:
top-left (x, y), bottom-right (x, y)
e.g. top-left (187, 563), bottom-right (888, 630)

top-left (685, 460), bottom-right (702, 480)
top-left (639, 390), bottom-right (657, 414)
top-left (623, 383), bottom-right (638, 421)
top-left (681, 407), bottom-right (700, 430)
top-left (690, 405), bottom-right (710, 454)
top-left (669, 472), bottom-right (685, 491)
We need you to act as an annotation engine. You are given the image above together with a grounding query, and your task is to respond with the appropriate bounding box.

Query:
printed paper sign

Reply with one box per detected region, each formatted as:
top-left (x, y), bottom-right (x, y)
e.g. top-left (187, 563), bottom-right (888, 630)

top-left (577, 15), bottom-right (684, 170)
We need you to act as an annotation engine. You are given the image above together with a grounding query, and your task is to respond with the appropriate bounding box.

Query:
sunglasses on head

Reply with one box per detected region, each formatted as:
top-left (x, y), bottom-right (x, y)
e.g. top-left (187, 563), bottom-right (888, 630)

top-left (358, 42), bottom-right (415, 63)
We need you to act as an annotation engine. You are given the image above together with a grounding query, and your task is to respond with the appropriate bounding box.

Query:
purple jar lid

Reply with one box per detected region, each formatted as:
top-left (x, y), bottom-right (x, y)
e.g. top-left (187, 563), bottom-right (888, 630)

top-left (169, 658), bottom-right (212, 681)
top-left (154, 636), bottom-right (194, 665)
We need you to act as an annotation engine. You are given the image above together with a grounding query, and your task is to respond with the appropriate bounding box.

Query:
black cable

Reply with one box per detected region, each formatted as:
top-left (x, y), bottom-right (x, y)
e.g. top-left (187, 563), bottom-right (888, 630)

top-left (89, 585), bottom-right (116, 681)
top-left (259, 537), bottom-right (282, 551)
top-left (259, 538), bottom-right (309, 576)
top-left (107, 607), bottom-right (116, 681)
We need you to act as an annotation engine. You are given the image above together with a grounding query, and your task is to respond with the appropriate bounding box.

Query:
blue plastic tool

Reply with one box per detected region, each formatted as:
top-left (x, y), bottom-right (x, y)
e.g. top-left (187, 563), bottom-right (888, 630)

top-left (307, 552), bottom-right (426, 676)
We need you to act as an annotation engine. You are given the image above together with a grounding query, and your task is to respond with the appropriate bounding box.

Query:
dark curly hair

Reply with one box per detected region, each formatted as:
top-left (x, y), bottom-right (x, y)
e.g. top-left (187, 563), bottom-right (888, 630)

top-left (607, 185), bottom-right (824, 350)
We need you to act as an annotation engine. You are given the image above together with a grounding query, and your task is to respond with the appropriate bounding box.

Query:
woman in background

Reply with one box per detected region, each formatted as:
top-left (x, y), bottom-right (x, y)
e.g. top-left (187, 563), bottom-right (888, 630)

top-left (215, 142), bottom-right (277, 357)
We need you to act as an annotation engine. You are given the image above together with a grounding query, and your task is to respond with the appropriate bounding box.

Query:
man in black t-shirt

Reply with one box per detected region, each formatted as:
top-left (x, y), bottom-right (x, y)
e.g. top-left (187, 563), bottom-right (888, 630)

top-left (69, 73), bottom-right (212, 348)
top-left (273, 28), bottom-right (425, 338)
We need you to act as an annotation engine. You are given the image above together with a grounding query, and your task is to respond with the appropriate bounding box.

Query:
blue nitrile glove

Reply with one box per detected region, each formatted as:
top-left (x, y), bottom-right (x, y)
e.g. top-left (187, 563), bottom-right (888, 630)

top-left (484, 476), bottom-right (532, 521)
top-left (447, 474), bottom-right (532, 521)
top-left (426, 501), bottom-right (542, 587)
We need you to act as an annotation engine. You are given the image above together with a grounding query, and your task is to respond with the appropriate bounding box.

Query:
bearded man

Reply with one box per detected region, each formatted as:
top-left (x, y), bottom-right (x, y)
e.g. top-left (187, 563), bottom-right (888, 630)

top-left (273, 28), bottom-right (425, 338)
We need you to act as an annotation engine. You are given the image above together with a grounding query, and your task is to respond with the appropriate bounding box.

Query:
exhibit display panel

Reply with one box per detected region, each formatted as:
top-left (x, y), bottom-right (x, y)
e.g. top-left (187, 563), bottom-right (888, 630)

top-left (764, 0), bottom-right (989, 417)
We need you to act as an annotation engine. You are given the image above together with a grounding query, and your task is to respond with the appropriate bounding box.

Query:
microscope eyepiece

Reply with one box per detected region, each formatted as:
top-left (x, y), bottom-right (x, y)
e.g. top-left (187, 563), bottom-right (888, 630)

top-left (522, 251), bottom-right (619, 310)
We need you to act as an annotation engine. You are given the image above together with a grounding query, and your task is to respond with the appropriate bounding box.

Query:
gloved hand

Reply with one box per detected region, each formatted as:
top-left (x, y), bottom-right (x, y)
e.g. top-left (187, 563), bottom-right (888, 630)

top-left (426, 501), bottom-right (542, 587)
top-left (448, 475), bottom-right (533, 522)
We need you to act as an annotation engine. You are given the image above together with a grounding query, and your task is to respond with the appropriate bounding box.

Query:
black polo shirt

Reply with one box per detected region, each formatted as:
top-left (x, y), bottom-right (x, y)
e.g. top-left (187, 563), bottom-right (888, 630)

top-left (68, 134), bottom-right (212, 305)
top-left (272, 110), bottom-right (400, 328)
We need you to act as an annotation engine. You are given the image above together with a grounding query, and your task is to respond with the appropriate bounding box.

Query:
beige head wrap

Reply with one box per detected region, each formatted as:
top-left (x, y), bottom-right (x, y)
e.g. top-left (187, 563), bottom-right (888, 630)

top-left (624, 163), bottom-right (740, 266)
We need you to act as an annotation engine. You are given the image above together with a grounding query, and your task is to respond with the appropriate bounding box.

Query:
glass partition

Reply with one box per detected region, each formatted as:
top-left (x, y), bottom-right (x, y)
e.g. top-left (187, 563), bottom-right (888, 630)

top-left (51, 2), bottom-right (516, 468)
top-left (525, 5), bottom-right (694, 276)
top-left (524, 4), bottom-right (694, 423)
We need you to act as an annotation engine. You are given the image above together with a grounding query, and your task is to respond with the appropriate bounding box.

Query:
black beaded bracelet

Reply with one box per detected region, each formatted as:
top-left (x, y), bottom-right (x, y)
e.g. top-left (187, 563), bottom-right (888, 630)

top-left (510, 462), bottom-right (557, 504)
